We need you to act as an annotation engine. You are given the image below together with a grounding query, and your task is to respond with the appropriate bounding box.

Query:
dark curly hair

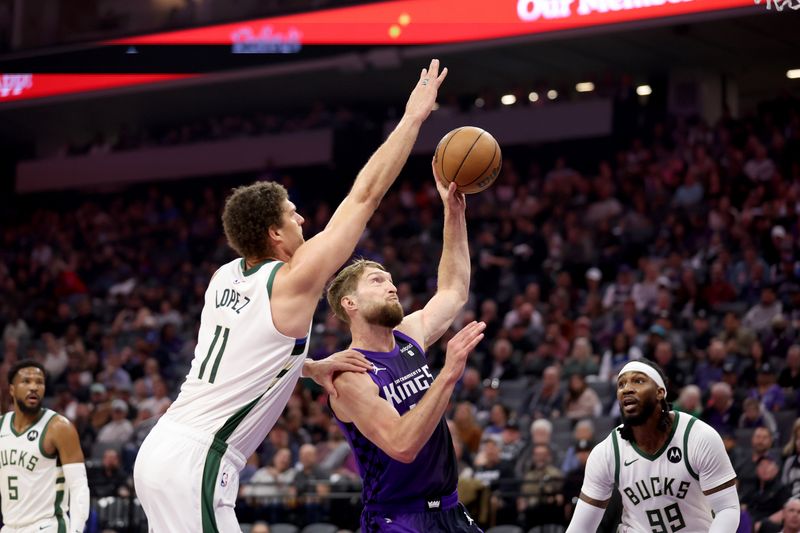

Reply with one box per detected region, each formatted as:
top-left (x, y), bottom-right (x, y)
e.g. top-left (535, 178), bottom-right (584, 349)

top-left (618, 359), bottom-right (672, 442)
top-left (222, 181), bottom-right (288, 260)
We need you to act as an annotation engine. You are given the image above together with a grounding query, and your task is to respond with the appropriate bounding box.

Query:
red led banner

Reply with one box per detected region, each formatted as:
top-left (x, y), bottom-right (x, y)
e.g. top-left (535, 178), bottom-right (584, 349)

top-left (0, 73), bottom-right (195, 103)
top-left (110, 0), bottom-right (755, 46)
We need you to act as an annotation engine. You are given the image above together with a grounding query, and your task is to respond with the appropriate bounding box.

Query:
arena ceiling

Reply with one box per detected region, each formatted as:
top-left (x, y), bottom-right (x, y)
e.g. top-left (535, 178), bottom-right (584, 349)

top-left (0, 7), bottom-right (798, 147)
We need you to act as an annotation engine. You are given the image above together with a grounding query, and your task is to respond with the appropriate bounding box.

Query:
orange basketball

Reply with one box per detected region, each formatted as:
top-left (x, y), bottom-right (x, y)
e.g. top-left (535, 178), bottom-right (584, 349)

top-left (433, 126), bottom-right (502, 194)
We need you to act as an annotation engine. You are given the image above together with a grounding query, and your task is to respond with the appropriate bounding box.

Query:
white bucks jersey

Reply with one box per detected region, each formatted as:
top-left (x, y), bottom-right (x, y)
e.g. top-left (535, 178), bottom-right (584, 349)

top-left (165, 258), bottom-right (310, 459)
top-left (0, 409), bottom-right (68, 529)
top-left (581, 411), bottom-right (737, 533)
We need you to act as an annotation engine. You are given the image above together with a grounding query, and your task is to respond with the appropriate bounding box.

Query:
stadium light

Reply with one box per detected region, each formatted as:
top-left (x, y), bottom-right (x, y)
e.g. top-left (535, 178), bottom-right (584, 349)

top-left (576, 82), bottom-right (595, 93)
top-left (547, 89), bottom-right (558, 100)
top-left (528, 91), bottom-right (539, 102)
top-left (788, 69), bottom-right (800, 80)
top-left (636, 85), bottom-right (652, 96)
top-left (501, 94), bottom-right (517, 105)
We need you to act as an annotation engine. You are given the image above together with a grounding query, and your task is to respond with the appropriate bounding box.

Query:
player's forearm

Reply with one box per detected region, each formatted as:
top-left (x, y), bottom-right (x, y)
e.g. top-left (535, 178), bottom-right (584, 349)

top-left (389, 372), bottom-right (458, 463)
top-left (63, 462), bottom-right (90, 533)
top-left (348, 115), bottom-right (424, 207)
top-left (436, 207), bottom-right (470, 301)
top-left (565, 498), bottom-right (605, 532)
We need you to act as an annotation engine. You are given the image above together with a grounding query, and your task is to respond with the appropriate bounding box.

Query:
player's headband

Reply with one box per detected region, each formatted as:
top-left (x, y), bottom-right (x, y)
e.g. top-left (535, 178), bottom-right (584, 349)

top-left (619, 361), bottom-right (667, 398)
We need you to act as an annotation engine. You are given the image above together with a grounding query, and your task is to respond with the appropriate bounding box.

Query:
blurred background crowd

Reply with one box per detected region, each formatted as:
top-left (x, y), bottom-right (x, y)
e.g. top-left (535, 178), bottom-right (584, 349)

top-left (1, 89), bottom-right (799, 531)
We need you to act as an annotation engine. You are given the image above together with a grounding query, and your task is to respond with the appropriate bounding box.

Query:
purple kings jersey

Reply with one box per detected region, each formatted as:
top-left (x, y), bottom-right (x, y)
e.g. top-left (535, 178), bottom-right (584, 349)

top-left (334, 330), bottom-right (458, 509)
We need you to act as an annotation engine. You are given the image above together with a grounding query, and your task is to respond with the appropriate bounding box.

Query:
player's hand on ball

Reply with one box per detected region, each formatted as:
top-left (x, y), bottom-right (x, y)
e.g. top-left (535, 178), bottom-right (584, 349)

top-left (405, 58), bottom-right (448, 123)
top-left (443, 321), bottom-right (485, 383)
top-left (310, 350), bottom-right (372, 398)
top-left (433, 160), bottom-right (466, 213)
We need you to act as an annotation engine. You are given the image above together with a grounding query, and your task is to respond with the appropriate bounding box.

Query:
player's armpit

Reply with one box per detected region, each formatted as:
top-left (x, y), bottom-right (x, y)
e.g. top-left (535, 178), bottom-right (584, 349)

top-left (397, 289), bottom-right (467, 351)
top-left (578, 492), bottom-right (611, 509)
top-left (703, 477), bottom-right (737, 496)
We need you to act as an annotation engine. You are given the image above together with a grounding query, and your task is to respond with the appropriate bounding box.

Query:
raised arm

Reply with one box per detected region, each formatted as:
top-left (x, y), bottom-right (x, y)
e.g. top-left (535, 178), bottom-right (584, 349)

top-left (330, 321), bottom-right (484, 463)
top-left (272, 60), bottom-right (447, 337)
top-left (397, 168), bottom-right (470, 350)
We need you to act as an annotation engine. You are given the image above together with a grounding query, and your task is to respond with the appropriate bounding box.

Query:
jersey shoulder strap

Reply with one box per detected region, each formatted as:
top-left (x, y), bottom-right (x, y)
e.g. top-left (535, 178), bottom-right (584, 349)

top-left (610, 427), bottom-right (621, 487)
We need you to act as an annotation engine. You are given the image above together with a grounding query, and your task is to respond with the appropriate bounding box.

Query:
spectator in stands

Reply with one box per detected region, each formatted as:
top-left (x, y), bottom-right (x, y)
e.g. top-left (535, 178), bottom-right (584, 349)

top-left (653, 340), bottom-right (687, 399)
top-left (739, 396), bottom-right (778, 436)
top-left (485, 403), bottom-right (510, 435)
top-left (745, 287), bottom-right (784, 335)
top-left (240, 447), bottom-right (296, 523)
top-left (562, 338), bottom-right (599, 378)
top-left (95, 399), bottom-right (133, 446)
top-left (88, 449), bottom-right (130, 498)
top-left (782, 419), bottom-right (800, 499)
top-left (740, 452), bottom-right (789, 531)
top-left (751, 363), bottom-right (786, 413)
top-left (453, 401), bottom-right (484, 455)
top-left (499, 419), bottom-right (525, 465)
top-left (294, 444), bottom-right (330, 525)
top-left (702, 382), bottom-right (741, 436)
top-left (561, 419), bottom-right (595, 474)
top-left (251, 522), bottom-right (270, 533)
top-left (598, 332), bottom-right (642, 383)
top-left (776, 497), bottom-right (800, 533)
top-left (779, 345), bottom-right (800, 392)
top-left (694, 339), bottom-right (729, 392)
top-left (482, 339), bottom-right (519, 381)
top-left (473, 436), bottom-right (516, 525)
top-left (674, 384), bottom-right (703, 418)
top-left (526, 365), bottom-right (564, 420)
top-left (454, 367), bottom-right (483, 404)
top-left (563, 373), bottom-right (602, 421)
top-left (518, 444), bottom-right (565, 528)
top-left (702, 262), bottom-right (737, 310)
top-left (738, 426), bottom-right (776, 495)
top-left (602, 266), bottom-right (634, 312)
top-left (719, 312), bottom-right (757, 358)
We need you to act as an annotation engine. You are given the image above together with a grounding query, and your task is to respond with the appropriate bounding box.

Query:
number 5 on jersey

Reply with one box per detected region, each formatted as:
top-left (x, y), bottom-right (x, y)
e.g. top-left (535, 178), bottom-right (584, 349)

top-left (199, 325), bottom-right (230, 383)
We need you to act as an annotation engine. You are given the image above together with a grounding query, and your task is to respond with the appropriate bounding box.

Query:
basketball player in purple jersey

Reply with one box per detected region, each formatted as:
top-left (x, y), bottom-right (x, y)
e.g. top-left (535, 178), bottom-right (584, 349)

top-left (326, 168), bottom-right (484, 532)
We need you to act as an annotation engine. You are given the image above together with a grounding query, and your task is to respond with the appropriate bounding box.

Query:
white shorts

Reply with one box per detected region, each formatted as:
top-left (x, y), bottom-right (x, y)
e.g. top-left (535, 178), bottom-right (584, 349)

top-left (133, 418), bottom-right (245, 533)
top-left (1, 516), bottom-right (68, 533)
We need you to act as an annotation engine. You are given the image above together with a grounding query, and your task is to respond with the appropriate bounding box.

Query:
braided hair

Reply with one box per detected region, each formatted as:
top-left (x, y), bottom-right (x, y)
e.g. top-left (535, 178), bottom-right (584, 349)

top-left (618, 359), bottom-right (672, 442)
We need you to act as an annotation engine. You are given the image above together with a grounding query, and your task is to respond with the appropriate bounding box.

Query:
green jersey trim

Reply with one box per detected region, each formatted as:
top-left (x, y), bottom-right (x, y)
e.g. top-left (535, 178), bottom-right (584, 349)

top-left (683, 416), bottom-right (700, 480)
top-left (630, 411), bottom-right (681, 461)
top-left (611, 427), bottom-right (621, 487)
top-left (241, 258), bottom-right (275, 277)
top-left (39, 411), bottom-right (58, 459)
top-left (266, 261), bottom-right (284, 299)
top-left (9, 408), bottom-right (46, 438)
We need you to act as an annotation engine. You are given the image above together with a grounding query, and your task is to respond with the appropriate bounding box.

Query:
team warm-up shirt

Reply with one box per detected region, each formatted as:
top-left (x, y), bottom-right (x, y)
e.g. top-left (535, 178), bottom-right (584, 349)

top-left (165, 258), bottom-right (310, 459)
top-left (334, 331), bottom-right (458, 508)
top-left (0, 409), bottom-right (67, 528)
top-left (581, 411), bottom-right (736, 533)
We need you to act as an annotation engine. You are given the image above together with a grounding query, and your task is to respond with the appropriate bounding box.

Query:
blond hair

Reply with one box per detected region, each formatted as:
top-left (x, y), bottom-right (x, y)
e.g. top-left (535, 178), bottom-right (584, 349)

top-left (326, 259), bottom-right (387, 324)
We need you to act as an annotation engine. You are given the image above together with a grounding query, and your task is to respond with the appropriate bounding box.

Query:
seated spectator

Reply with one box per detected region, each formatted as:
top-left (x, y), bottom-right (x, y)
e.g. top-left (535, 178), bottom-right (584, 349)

top-left (738, 426), bottom-right (777, 494)
top-left (563, 373), bottom-right (602, 421)
top-left (598, 332), bottom-right (642, 382)
top-left (783, 419), bottom-right (800, 498)
top-left (674, 384), bottom-right (703, 418)
top-left (751, 363), bottom-right (786, 413)
top-left (88, 449), bottom-right (130, 498)
top-left (484, 403), bottom-right (510, 435)
top-left (702, 382), bottom-right (741, 436)
top-left (561, 419), bottom-right (594, 474)
top-left (499, 418), bottom-right (525, 464)
top-left (526, 365), bottom-right (564, 420)
top-left (473, 436), bottom-right (516, 525)
top-left (740, 452), bottom-right (790, 531)
top-left (294, 444), bottom-right (330, 524)
top-left (778, 345), bottom-right (800, 392)
top-left (518, 444), bottom-right (565, 528)
top-left (744, 287), bottom-right (784, 335)
top-left (95, 399), bottom-right (133, 446)
top-left (739, 396), bottom-right (778, 436)
top-left (562, 337), bottom-right (599, 378)
top-left (562, 439), bottom-right (593, 523)
top-left (482, 339), bottom-right (519, 381)
top-left (452, 401), bottom-right (484, 455)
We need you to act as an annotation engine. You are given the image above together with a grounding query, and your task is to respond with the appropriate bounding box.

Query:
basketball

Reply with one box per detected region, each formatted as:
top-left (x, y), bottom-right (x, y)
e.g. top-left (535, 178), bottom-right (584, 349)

top-left (433, 126), bottom-right (502, 194)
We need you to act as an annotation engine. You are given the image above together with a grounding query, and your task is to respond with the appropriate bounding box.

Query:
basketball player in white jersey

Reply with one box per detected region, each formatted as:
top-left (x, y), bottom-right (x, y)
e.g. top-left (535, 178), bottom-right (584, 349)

top-left (566, 359), bottom-right (740, 532)
top-left (0, 360), bottom-right (90, 533)
top-left (133, 59), bottom-right (448, 533)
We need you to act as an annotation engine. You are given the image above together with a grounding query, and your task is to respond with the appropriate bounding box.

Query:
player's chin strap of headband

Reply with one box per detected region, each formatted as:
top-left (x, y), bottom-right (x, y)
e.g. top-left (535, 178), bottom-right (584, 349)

top-left (619, 361), bottom-right (667, 399)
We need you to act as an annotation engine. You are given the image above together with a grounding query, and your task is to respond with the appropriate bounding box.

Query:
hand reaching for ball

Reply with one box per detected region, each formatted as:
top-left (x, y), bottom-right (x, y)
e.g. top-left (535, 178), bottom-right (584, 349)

top-left (433, 159), bottom-right (466, 213)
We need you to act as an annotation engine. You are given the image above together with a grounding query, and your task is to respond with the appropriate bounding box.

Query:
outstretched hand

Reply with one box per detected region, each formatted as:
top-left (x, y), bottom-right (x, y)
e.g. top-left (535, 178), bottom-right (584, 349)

top-left (405, 58), bottom-right (448, 123)
top-left (433, 159), bottom-right (466, 213)
top-left (307, 350), bottom-right (373, 398)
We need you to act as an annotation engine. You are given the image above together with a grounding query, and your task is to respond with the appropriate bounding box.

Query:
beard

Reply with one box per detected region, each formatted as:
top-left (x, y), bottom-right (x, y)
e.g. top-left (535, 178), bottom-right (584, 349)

top-left (16, 397), bottom-right (42, 416)
top-left (621, 396), bottom-right (658, 426)
top-left (363, 300), bottom-right (404, 328)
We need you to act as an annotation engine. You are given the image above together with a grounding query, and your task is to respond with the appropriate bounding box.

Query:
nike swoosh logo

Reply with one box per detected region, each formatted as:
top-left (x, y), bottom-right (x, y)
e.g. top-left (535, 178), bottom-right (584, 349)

top-left (624, 458), bottom-right (639, 466)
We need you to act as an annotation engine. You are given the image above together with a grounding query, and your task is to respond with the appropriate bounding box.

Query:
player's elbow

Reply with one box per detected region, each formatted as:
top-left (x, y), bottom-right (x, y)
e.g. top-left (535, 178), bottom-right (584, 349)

top-left (386, 442), bottom-right (418, 464)
top-left (391, 449), bottom-right (418, 464)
